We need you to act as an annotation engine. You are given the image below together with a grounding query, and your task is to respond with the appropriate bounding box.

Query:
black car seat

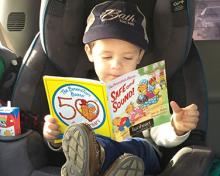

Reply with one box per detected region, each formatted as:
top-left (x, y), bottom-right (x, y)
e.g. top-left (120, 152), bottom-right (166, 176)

top-left (0, 43), bottom-right (21, 104)
top-left (0, 0), bottom-right (214, 175)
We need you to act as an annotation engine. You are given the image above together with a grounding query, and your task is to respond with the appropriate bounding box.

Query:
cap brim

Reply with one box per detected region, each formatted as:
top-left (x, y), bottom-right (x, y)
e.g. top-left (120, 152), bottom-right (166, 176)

top-left (83, 25), bottom-right (148, 50)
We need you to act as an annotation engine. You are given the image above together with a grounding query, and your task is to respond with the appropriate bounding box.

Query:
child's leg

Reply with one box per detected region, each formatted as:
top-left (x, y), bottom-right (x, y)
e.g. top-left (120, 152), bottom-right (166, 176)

top-left (97, 135), bottom-right (161, 175)
top-left (61, 123), bottom-right (144, 176)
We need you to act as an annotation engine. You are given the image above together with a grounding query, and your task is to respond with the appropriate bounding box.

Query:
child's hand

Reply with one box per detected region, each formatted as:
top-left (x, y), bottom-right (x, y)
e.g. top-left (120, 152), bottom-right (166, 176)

top-left (170, 101), bottom-right (199, 136)
top-left (43, 115), bottom-right (61, 141)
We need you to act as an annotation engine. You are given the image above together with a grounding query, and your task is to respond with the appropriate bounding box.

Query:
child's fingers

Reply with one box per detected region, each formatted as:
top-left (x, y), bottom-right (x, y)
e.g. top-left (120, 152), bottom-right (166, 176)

top-left (180, 112), bottom-right (199, 130)
top-left (45, 121), bottom-right (59, 131)
top-left (182, 116), bottom-right (199, 124)
top-left (184, 110), bottom-right (200, 117)
top-left (170, 101), bottom-right (182, 114)
top-left (44, 114), bottom-right (57, 123)
top-left (184, 104), bottom-right (198, 111)
top-left (43, 116), bottom-right (61, 141)
top-left (43, 126), bottom-right (60, 140)
top-left (46, 128), bottom-right (60, 136)
top-left (43, 131), bottom-right (58, 140)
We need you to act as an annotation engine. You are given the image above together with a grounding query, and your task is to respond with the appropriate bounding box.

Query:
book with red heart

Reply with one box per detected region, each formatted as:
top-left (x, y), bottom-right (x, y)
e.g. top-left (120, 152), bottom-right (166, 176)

top-left (43, 60), bottom-right (171, 143)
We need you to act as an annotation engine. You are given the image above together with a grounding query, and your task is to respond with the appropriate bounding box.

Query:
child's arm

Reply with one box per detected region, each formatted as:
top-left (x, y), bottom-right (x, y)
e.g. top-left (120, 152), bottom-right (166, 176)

top-left (170, 101), bottom-right (199, 136)
top-left (43, 115), bottom-right (62, 149)
top-left (147, 101), bottom-right (199, 147)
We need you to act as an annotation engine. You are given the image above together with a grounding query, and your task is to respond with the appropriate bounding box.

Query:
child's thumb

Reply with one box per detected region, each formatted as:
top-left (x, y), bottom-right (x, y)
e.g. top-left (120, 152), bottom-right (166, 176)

top-left (170, 101), bottom-right (182, 114)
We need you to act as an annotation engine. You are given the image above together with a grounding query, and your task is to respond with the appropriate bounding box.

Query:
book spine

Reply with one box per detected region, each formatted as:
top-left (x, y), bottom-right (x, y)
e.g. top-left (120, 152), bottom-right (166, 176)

top-left (104, 86), bottom-right (116, 140)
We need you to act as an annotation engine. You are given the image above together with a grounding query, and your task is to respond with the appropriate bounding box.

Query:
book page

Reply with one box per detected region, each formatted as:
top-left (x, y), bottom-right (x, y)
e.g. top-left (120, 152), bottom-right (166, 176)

top-left (106, 60), bottom-right (171, 141)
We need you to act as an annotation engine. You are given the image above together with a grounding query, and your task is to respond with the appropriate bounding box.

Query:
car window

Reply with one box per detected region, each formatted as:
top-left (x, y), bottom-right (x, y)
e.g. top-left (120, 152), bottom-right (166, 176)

top-left (193, 2), bottom-right (220, 40)
top-left (202, 7), bottom-right (220, 17)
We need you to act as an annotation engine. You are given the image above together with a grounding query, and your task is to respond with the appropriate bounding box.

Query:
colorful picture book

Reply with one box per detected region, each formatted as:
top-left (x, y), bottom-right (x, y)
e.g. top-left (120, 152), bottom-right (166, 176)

top-left (43, 60), bottom-right (171, 142)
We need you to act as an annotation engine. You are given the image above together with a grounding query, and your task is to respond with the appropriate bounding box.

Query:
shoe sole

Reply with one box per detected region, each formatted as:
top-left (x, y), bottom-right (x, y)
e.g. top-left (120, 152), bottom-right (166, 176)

top-left (61, 124), bottom-right (96, 176)
top-left (104, 153), bottom-right (144, 176)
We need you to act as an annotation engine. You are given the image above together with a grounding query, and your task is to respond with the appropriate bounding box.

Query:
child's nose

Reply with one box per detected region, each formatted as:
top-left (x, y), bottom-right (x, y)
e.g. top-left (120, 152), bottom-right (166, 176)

top-left (111, 58), bottom-right (122, 69)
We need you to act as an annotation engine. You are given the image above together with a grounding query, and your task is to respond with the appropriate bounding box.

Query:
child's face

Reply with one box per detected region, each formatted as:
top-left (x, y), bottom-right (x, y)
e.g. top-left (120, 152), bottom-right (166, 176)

top-left (85, 39), bottom-right (144, 83)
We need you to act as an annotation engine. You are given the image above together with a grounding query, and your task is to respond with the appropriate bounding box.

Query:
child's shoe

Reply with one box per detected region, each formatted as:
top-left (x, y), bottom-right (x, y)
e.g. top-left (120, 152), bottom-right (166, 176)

top-left (104, 153), bottom-right (144, 176)
top-left (61, 123), bottom-right (103, 176)
top-left (61, 123), bottom-right (144, 176)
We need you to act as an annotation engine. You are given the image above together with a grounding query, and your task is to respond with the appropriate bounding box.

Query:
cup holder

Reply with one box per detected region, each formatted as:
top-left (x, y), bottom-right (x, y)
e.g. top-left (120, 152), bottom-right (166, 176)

top-left (0, 129), bottom-right (33, 142)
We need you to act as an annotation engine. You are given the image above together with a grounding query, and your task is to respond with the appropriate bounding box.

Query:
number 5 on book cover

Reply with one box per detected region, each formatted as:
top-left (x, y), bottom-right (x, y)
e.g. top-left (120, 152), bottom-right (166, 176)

top-left (43, 60), bottom-right (171, 143)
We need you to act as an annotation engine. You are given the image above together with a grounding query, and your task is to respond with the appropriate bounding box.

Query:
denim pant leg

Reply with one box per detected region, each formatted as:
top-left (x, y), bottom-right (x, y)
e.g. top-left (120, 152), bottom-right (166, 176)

top-left (96, 135), bottom-right (161, 175)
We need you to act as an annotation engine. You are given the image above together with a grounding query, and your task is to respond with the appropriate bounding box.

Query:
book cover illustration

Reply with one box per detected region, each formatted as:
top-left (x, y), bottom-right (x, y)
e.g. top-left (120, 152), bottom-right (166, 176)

top-left (106, 60), bottom-right (171, 141)
top-left (43, 60), bottom-right (171, 142)
top-left (43, 77), bottom-right (114, 142)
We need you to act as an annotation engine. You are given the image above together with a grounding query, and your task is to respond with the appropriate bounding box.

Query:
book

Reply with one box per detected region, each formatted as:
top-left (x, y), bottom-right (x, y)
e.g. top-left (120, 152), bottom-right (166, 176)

top-left (43, 60), bottom-right (171, 142)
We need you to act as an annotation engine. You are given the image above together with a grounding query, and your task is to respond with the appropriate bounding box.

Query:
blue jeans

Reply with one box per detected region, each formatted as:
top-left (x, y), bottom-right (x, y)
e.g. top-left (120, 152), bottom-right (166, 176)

top-left (96, 135), bottom-right (161, 175)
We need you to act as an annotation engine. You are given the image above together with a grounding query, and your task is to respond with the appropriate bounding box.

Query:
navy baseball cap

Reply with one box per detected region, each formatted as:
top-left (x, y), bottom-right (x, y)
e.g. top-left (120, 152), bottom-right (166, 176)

top-left (83, 1), bottom-right (149, 50)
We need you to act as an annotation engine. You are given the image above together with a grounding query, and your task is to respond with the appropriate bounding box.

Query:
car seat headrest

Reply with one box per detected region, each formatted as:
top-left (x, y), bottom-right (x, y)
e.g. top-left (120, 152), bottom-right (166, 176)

top-left (153, 0), bottom-right (195, 78)
top-left (40, 0), bottom-right (195, 78)
top-left (40, 0), bottom-right (92, 76)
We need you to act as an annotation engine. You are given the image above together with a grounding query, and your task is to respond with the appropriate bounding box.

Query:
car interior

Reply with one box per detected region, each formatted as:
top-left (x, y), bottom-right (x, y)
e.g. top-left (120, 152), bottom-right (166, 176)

top-left (0, 0), bottom-right (220, 176)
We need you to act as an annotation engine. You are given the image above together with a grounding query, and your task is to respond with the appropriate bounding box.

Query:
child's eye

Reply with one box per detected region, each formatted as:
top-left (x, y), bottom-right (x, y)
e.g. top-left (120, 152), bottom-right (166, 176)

top-left (102, 56), bottom-right (112, 60)
top-left (123, 57), bottom-right (133, 60)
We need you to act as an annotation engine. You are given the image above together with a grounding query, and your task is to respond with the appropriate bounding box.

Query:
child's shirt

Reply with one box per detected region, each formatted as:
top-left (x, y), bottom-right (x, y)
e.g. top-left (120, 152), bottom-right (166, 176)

top-left (142, 122), bottom-right (190, 147)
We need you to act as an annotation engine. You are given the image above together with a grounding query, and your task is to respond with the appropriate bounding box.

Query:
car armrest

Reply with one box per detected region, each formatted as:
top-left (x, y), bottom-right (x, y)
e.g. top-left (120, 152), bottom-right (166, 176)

top-left (158, 145), bottom-right (214, 176)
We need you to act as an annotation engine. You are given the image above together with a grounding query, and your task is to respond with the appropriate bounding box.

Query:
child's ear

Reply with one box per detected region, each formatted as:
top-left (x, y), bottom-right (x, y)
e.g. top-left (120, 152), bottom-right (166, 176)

top-left (137, 49), bottom-right (145, 64)
top-left (84, 44), bottom-right (94, 62)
